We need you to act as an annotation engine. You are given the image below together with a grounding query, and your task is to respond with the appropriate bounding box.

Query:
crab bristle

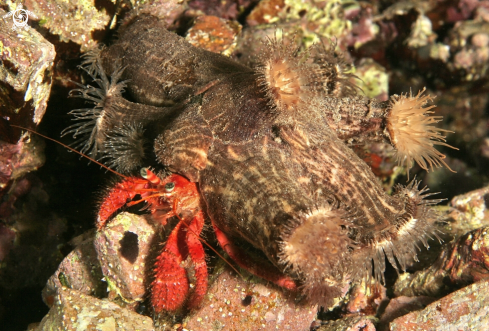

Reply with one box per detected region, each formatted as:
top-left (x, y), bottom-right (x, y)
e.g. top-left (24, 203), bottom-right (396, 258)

top-left (387, 88), bottom-right (458, 178)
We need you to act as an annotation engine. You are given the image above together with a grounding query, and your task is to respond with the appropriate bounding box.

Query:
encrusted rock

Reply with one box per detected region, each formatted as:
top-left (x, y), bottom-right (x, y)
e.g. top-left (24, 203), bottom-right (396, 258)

top-left (353, 58), bottom-right (388, 101)
top-left (394, 226), bottom-right (489, 297)
top-left (123, 0), bottom-right (187, 28)
top-left (390, 279), bottom-right (489, 330)
top-left (246, 0), bottom-right (285, 26)
top-left (378, 296), bottom-right (436, 331)
top-left (183, 263), bottom-right (318, 331)
top-left (186, 15), bottom-right (241, 55)
top-left (42, 231), bottom-right (105, 307)
top-left (14, 0), bottom-right (111, 51)
top-left (446, 185), bottom-right (489, 237)
top-left (0, 136), bottom-right (45, 195)
top-left (447, 20), bottom-right (489, 81)
top-left (36, 286), bottom-right (154, 331)
top-left (346, 279), bottom-right (388, 315)
top-left (318, 315), bottom-right (377, 331)
top-left (94, 212), bottom-right (157, 304)
top-left (0, 7), bottom-right (55, 142)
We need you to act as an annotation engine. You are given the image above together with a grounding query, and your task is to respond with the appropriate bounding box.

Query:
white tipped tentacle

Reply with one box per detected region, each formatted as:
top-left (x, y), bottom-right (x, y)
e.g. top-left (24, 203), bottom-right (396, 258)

top-left (61, 58), bottom-right (128, 158)
top-left (101, 122), bottom-right (147, 173)
top-left (386, 88), bottom-right (458, 178)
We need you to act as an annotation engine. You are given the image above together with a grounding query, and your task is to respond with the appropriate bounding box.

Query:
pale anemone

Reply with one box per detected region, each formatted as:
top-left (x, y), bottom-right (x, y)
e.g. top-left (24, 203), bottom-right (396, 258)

top-left (386, 88), bottom-right (458, 178)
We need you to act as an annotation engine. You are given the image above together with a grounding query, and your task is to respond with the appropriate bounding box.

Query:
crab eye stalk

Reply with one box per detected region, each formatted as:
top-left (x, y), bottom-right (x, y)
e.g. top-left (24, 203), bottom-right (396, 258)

top-left (165, 182), bottom-right (175, 192)
top-left (140, 167), bottom-right (149, 179)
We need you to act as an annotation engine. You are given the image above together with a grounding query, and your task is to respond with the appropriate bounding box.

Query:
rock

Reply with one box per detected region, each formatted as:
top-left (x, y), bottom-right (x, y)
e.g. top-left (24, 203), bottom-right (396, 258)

top-left (353, 58), bottom-right (389, 101)
top-left (0, 7), bottom-right (55, 143)
top-left (42, 231), bottom-right (105, 308)
top-left (447, 20), bottom-right (489, 81)
top-left (318, 315), bottom-right (377, 331)
top-left (246, 0), bottom-right (285, 26)
top-left (36, 286), bottom-right (154, 331)
top-left (0, 136), bottom-right (45, 197)
top-left (94, 212), bottom-right (157, 304)
top-left (394, 226), bottom-right (489, 298)
top-left (0, 223), bottom-right (15, 261)
top-left (186, 15), bottom-right (241, 55)
top-left (378, 296), bottom-right (436, 331)
top-left (123, 0), bottom-right (187, 28)
top-left (183, 264), bottom-right (318, 331)
top-left (346, 279), bottom-right (388, 315)
top-left (389, 279), bottom-right (489, 331)
top-left (17, 0), bottom-right (112, 51)
top-left (187, 0), bottom-right (254, 20)
top-left (446, 185), bottom-right (489, 237)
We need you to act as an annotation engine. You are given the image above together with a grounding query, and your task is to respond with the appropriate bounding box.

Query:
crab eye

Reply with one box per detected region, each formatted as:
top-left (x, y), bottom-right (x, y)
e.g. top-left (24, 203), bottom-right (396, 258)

top-left (140, 167), bottom-right (149, 179)
top-left (165, 182), bottom-right (175, 192)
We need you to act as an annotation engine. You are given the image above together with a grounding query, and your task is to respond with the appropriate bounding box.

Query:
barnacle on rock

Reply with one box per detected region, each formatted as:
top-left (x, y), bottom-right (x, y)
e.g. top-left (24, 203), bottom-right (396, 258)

top-left (386, 89), bottom-right (458, 177)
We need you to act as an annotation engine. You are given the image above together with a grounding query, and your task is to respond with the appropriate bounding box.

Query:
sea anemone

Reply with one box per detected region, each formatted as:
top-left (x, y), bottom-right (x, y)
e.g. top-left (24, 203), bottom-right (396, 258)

top-left (357, 179), bottom-right (444, 283)
top-left (279, 205), bottom-right (355, 305)
top-left (256, 33), bottom-right (307, 114)
top-left (101, 122), bottom-right (147, 173)
top-left (386, 88), bottom-right (458, 177)
top-left (61, 59), bottom-right (128, 158)
top-left (256, 33), bottom-right (359, 121)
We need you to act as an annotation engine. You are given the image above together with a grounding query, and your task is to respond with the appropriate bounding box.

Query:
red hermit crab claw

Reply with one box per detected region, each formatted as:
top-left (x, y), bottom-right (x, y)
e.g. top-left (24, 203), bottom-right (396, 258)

top-left (97, 169), bottom-right (208, 312)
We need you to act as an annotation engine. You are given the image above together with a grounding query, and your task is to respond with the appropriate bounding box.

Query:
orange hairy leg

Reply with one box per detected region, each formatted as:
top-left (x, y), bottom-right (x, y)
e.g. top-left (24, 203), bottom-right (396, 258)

top-left (212, 221), bottom-right (297, 291)
top-left (151, 220), bottom-right (190, 311)
top-left (183, 210), bottom-right (208, 310)
top-left (147, 176), bottom-right (208, 312)
top-left (151, 209), bottom-right (207, 312)
top-left (96, 177), bottom-right (150, 229)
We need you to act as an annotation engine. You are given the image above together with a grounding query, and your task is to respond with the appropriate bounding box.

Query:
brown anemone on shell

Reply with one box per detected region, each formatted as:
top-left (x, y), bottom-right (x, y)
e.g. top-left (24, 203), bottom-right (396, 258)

top-left (256, 33), bottom-right (359, 122)
top-left (256, 34), bottom-right (306, 113)
top-left (386, 89), bottom-right (458, 178)
top-left (359, 180), bottom-right (444, 283)
top-left (101, 122), bottom-right (147, 173)
top-left (278, 206), bottom-right (355, 305)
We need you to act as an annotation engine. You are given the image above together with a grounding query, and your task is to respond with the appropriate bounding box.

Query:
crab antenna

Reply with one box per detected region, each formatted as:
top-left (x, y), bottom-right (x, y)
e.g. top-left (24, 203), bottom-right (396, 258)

top-left (10, 125), bottom-right (128, 179)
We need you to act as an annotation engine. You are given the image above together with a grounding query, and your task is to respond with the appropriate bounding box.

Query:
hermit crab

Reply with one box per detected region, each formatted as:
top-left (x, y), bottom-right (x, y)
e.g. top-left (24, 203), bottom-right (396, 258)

top-left (63, 15), bottom-right (456, 313)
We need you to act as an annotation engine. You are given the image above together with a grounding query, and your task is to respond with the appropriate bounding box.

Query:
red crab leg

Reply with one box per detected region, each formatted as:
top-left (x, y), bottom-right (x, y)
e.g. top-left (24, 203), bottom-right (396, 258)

top-left (151, 220), bottom-right (189, 312)
top-left (184, 210), bottom-right (208, 310)
top-left (97, 177), bottom-right (150, 229)
top-left (211, 221), bottom-right (297, 291)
